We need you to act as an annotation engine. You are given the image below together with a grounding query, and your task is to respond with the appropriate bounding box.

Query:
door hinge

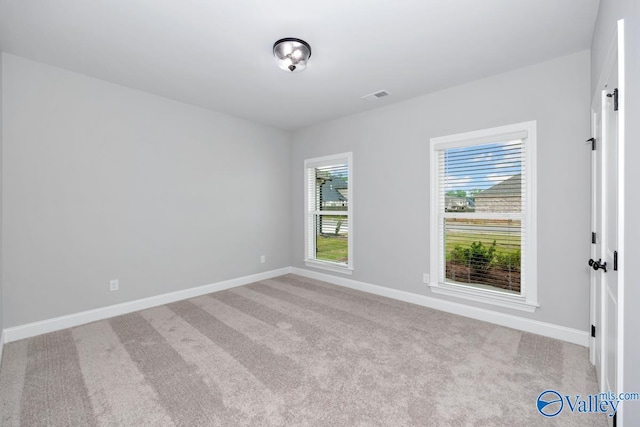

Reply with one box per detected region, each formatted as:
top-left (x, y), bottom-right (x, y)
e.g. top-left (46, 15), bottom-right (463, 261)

top-left (607, 88), bottom-right (619, 111)
top-left (614, 251), bottom-right (618, 271)
top-left (591, 232), bottom-right (596, 244)
top-left (591, 325), bottom-right (596, 338)
top-left (586, 137), bottom-right (596, 150)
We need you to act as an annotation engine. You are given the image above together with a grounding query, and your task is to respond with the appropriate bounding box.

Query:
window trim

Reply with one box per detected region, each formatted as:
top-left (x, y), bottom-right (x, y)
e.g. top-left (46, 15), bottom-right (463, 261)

top-left (304, 152), bottom-right (353, 275)
top-left (429, 121), bottom-right (538, 312)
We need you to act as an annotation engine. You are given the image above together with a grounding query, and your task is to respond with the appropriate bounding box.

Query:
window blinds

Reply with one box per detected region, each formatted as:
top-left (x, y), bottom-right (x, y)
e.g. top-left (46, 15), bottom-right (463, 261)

top-left (305, 158), bottom-right (350, 266)
top-left (437, 138), bottom-right (525, 294)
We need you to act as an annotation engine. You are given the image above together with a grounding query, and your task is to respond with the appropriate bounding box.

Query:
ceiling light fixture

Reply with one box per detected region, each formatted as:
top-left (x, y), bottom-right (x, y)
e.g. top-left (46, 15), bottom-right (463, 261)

top-left (273, 38), bottom-right (312, 73)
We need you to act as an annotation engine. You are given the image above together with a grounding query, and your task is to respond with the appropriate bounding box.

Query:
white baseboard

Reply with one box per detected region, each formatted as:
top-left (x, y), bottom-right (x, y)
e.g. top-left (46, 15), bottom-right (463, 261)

top-left (1, 266), bottom-right (589, 347)
top-left (291, 267), bottom-right (589, 347)
top-left (3, 267), bottom-right (292, 344)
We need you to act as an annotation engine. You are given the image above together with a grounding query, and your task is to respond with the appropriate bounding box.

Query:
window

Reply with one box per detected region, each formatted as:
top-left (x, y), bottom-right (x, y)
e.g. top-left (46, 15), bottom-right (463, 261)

top-left (305, 152), bottom-right (353, 274)
top-left (429, 122), bottom-right (537, 312)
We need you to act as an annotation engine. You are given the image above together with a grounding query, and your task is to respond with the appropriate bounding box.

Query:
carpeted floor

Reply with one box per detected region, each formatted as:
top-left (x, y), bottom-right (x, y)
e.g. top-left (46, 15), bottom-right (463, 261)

top-left (0, 274), bottom-right (606, 426)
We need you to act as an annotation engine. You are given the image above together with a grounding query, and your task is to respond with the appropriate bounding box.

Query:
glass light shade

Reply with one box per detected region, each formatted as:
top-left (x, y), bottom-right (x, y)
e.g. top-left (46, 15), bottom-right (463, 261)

top-left (273, 38), bottom-right (312, 73)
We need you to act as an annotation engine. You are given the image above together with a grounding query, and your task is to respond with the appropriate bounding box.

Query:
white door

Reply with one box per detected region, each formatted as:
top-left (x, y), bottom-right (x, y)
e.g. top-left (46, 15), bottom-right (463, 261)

top-left (590, 20), bottom-right (624, 426)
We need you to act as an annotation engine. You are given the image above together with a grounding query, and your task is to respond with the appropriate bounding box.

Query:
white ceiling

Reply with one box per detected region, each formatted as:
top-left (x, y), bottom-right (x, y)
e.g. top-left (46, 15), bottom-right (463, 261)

top-left (0, 0), bottom-right (600, 130)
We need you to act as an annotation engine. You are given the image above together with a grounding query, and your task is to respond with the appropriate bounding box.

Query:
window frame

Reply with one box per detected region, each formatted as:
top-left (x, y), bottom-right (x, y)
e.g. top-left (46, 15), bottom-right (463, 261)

top-left (304, 152), bottom-right (353, 274)
top-left (429, 121), bottom-right (538, 312)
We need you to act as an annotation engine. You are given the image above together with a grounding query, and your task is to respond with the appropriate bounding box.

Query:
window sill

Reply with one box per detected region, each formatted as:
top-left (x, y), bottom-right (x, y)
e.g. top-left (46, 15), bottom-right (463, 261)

top-left (304, 260), bottom-right (353, 275)
top-left (429, 282), bottom-right (538, 313)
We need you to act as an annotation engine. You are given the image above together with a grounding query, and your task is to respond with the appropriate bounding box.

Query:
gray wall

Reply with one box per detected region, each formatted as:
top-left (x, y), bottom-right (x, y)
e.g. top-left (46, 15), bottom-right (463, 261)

top-left (591, 1), bottom-right (640, 423)
top-left (0, 52), bottom-right (3, 340)
top-left (291, 51), bottom-right (591, 330)
top-left (1, 53), bottom-right (291, 327)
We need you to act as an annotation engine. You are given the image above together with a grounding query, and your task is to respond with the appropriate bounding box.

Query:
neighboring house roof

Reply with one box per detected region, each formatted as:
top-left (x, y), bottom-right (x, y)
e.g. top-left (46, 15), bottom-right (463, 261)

top-left (320, 176), bottom-right (348, 202)
top-left (476, 174), bottom-right (522, 198)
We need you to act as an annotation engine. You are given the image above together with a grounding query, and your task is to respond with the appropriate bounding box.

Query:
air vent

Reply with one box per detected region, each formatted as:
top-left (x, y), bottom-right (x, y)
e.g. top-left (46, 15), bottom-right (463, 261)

top-left (361, 90), bottom-right (391, 102)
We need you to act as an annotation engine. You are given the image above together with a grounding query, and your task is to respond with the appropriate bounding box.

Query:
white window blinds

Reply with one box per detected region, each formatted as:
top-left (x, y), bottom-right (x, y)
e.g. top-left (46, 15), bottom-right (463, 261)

top-left (436, 138), bottom-right (526, 295)
top-left (304, 153), bottom-right (352, 272)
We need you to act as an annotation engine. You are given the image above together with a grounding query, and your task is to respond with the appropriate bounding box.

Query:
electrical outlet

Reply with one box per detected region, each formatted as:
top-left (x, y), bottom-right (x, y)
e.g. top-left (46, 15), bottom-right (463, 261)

top-left (423, 273), bottom-right (430, 284)
top-left (110, 279), bottom-right (119, 291)
top-left (260, 255), bottom-right (266, 264)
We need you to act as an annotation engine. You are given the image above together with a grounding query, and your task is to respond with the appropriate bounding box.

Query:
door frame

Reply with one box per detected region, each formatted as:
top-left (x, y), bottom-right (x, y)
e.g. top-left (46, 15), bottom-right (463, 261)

top-left (589, 18), bottom-right (626, 421)
top-left (588, 107), bottom-right (600, 368)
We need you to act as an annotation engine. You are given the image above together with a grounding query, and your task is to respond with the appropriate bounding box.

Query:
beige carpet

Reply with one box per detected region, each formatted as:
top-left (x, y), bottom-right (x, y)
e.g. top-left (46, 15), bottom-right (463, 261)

top-left (0, 274), bottom-right (605, 426)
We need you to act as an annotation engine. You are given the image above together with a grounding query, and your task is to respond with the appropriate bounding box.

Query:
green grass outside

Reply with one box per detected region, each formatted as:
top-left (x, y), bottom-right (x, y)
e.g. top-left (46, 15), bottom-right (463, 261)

top-left (316, 234), bottom-right (348, 263)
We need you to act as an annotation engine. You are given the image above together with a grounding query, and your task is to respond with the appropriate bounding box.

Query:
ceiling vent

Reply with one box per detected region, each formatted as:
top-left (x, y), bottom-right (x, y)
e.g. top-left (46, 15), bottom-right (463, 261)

top-left (361, 90), bottom-right (391, 102)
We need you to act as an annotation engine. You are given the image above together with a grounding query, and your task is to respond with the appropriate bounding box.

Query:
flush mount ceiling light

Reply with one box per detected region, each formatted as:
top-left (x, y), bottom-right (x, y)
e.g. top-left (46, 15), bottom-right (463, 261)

top-left (273, 38), bottom-right (312, 73)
